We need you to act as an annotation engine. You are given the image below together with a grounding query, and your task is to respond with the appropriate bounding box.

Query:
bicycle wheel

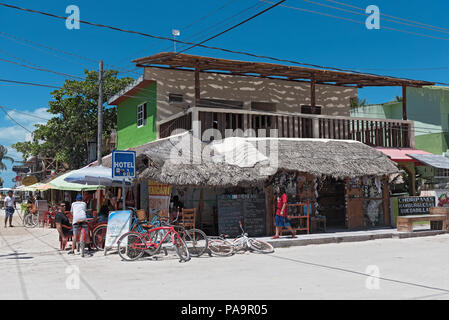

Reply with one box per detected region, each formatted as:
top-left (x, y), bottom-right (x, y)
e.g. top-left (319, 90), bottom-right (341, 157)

top-left (92, 225), bottom-right (107, 250)
top-left (117, 232), bottom-right (145, 261)
top-left (173, 234), bottom-right (190, 262)
top-left (248, 239), bottom-right (274, 254)
top-left (184, 229), bottom-right (208, 257)
top-left (208, 239), bottom-right (234, 257)
top-left (23, 213), bottom-right (37, 228)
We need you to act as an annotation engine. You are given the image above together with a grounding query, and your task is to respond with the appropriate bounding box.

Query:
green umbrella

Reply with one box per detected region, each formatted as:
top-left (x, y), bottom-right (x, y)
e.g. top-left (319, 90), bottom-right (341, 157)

top-left (48, 171), bottom-right (104, 191)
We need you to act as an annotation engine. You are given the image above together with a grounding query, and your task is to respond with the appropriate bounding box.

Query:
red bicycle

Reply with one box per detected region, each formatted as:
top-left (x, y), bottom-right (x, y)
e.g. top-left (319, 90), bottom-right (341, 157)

top-left (73, 219), bottom-right (92, 257)
top-left (117, 224), bottom-right (190, 262)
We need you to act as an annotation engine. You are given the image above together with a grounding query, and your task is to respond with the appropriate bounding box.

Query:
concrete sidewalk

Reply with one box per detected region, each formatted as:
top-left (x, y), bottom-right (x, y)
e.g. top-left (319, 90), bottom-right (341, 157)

top-left (261, 226), bottom-right (448, 248)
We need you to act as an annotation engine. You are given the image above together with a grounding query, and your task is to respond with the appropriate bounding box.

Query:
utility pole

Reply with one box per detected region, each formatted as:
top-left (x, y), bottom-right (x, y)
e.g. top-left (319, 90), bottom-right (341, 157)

top-left (97, 60), bottom-right (103, 166)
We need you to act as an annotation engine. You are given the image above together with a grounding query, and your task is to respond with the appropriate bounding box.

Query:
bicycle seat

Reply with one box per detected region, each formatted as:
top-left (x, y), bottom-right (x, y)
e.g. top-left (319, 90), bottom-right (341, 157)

top-left (220, 234), bottom-right (230, 238)
top-left (140, 223), bottom-right (154, 229)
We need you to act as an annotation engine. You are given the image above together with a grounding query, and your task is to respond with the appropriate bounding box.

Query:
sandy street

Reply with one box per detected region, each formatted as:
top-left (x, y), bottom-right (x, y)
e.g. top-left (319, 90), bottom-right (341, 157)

top-left (1, 209), bottom-right (449, 300)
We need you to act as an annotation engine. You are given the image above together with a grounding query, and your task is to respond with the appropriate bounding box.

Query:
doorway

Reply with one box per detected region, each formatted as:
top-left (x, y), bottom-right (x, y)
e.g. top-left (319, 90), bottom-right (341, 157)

top-left (317, 178), bottom-right (346, 228)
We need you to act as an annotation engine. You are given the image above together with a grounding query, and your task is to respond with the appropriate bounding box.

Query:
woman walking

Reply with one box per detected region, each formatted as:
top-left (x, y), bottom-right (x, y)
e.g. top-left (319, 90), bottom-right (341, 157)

top-left (272, 186), bottom-right (296, 239)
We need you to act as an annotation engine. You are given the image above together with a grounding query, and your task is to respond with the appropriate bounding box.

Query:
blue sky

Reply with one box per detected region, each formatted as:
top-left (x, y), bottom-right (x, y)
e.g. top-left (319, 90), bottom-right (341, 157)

top-left (1, 0), bottom-right (449, 187)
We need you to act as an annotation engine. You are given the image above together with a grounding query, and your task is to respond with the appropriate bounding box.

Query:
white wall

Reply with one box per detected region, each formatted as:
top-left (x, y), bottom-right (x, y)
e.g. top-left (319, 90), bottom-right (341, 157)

top-left (144, 67), bottom-right (357, 121)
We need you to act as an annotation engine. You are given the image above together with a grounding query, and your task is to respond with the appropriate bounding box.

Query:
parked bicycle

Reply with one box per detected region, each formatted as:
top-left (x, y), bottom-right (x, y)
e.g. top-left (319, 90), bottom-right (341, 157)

top-left (116, 222), bottom-right (190, 263)
top-left (150, 209), bottom-right (208, 257)
top-left (208, 221), bottom-right (274, 256)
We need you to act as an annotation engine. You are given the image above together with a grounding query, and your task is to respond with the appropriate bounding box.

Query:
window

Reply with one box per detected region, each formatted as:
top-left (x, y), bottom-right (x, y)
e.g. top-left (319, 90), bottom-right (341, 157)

top-left (199, 98), bottom-right (243, 109)
top-left (301, 105), bottom-right (322, 115)
top-left (251, 102), bottom-right (277, 112)
top-left (137, 103), bottom-right (147, 127)
top-left (169, 93), bottom-right (184, 103)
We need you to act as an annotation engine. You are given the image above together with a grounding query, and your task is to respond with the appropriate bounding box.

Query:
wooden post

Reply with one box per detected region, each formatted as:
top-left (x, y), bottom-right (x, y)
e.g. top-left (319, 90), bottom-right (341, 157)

top-left (382, 176), bottom-right (391, 226)
top-left (402, 85), bottom-right (407, 120)
top-left (194, 66), bottom-right (200, 108)
top-left (310, 76), bottom-right (316, 107)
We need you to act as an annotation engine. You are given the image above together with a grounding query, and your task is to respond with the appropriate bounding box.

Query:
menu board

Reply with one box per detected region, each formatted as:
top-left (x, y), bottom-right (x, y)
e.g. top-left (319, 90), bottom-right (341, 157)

top-left (217, 195), bottom-right (266, 237)
top-left (243, 199), bottom-right (266, 237)
top-left (397, 196), bottom-right (435, 216)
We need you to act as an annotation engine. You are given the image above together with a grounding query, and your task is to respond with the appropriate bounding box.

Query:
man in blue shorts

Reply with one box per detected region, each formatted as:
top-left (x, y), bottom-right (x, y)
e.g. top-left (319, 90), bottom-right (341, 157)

top-left (4, 190), bottom-right (15, 228)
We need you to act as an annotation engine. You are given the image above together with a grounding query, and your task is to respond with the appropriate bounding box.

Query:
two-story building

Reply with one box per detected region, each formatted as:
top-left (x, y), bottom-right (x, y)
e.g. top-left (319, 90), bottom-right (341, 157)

top-left (107, 52), bottom-right (434, 233)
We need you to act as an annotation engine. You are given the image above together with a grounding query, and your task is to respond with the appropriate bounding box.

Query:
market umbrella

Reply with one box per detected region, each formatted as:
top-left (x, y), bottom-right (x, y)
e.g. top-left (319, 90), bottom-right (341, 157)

top-left (63, 166), bottom-right (132, 187)
top-left (64, 166), bottom-right (132, 209)
top-left (0, 187), bottom-right (12, 191)
top-left (48, 171), bottom-right (104, 191)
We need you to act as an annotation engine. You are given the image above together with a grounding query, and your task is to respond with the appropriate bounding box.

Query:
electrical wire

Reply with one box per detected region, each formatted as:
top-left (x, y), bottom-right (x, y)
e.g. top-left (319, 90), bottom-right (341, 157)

top-left (177, 0), bottom-right (286, 54)
top-left (113, 0), bottom-right (239, 68)
top-left (258, 0), bottom-right (449, 42)
top-left (0, 57), bottom-right (85, 80)
top-left (301, 0), bottom-right (449, 36)
top-left (1, 0), bottom-right (435, 85)
top-left (0, 78), bottom-right (59, 88)
top-left (322, 0), bottom-right (449, 33)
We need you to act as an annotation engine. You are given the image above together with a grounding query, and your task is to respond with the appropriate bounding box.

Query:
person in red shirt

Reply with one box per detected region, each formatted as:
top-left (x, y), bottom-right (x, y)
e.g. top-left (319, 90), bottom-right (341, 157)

top-left (272, 186), bottom-right (296, 239)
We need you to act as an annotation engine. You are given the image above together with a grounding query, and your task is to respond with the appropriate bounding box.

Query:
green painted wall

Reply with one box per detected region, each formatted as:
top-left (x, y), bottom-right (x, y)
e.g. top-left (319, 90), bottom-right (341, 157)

top-left (350, 86), bottom-right (449, 154)
top-left (116, 82), bottom-right (157, 149)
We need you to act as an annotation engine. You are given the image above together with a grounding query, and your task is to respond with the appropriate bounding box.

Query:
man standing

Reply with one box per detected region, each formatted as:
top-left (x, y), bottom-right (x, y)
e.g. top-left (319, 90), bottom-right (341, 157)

top-left (69, 194), bottom-right (91, 255)
top-left (4, 190), bottom-right (15, 228)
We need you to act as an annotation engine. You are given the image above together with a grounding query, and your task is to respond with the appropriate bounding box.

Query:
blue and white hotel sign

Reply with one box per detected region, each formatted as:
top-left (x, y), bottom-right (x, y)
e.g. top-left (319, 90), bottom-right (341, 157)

top-left (112, 150), bottom-right (136, 179)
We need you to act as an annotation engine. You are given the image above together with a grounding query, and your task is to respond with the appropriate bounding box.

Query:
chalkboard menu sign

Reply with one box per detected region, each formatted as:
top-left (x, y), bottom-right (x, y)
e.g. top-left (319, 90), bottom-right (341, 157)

top-left (217, 195), bottom-right (266, 237)
top-left (397, 196), bottom-right (435, 216)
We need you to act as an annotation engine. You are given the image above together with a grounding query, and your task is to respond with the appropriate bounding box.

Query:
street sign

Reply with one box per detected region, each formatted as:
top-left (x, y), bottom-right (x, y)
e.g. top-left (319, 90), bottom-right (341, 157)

top-left (112, 150), bottom-right (136, 179)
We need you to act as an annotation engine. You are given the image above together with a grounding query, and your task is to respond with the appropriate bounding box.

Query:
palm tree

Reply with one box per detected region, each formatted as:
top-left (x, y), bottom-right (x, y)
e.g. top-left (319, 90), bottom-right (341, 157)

top-left (0, 145), bottom-right (14, 186)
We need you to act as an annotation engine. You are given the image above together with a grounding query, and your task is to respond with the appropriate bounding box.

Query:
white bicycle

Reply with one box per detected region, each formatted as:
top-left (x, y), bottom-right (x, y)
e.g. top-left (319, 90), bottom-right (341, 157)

top-left (208, 221), bottom-right (274, 256)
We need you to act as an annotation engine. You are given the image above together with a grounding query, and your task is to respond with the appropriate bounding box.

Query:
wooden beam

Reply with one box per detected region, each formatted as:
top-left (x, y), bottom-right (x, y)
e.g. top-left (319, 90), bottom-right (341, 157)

top-left (310, 76), bottom-right (316, 107)
top-left (194, 65), bottom-right (200, 108)
top-left (402, 85), bottom-right (407, 120)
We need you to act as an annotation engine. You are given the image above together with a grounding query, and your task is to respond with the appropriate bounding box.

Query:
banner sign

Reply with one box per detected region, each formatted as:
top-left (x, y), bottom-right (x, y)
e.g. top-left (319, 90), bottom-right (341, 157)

top-left (148, 179), bottom-right (171, 196)
top-left (397, 196), bottom-right (435, 216)
top-left (104, 210), bottom-right (131, 248)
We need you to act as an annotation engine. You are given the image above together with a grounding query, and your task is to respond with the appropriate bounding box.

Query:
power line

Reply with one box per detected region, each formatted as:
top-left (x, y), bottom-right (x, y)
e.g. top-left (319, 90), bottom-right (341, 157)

top-left (0, 106), bottom-right (51, 121)
top-left (0, 57), bottom-right (85, 80)
top-left (0, 78), bottom-right (59, 88)
top-left (178, 0), bottom-right (286, 54)
top-left (258, 0), bottom-right (449, 42)
top-left (322, 0), bottom-right (449, 33)
top-left (0, 106), bottom-right (34, 133)
top-left (171, 1), bottom-right (268, 53)
top-left (1, 2), bottom-right (446, 86)
top-left (113, 0), bottom-right (239, 67)
top-left (302, 0), bottom-right (449, 36)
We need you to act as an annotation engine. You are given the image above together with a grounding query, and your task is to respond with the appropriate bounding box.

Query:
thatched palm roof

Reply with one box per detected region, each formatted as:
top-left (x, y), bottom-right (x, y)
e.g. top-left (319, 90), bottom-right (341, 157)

top-left (115, 132), bottom-right (399, 187)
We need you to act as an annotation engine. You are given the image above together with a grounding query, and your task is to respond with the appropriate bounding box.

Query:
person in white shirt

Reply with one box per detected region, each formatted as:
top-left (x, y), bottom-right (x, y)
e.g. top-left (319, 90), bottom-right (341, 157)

top-left (69, 194), bottom-right (91, 255)
top-left (4, 191), bottom-right (15, 228)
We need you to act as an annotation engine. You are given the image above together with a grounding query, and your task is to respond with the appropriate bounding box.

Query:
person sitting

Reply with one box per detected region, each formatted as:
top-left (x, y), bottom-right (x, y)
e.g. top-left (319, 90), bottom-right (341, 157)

top-left (169, 195), bottom-right (184, 222)
top-left (55, 202), bottom-right (73, 250)
top-left (97, 199), bottom-right (111, 223)
top-left (27, 195), bottom-right (38, 215)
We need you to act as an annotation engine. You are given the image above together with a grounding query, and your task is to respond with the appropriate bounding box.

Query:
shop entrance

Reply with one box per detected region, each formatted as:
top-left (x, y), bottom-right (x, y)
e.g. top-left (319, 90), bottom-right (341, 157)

top-left (317, 178), bottom-right (346, 228)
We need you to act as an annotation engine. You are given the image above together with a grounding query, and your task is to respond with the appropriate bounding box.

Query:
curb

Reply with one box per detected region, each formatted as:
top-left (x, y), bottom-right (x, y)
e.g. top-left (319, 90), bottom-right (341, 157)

top-left (267, 230), bottom-right (449, 248)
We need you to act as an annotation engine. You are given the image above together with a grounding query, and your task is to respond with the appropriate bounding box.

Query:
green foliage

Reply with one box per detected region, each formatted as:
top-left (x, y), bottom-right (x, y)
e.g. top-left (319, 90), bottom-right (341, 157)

top-left (349, 97), bottom-right (368, 109)
top-left (395, 95), bottom-right (403, 102)
top-left (12, 69), bottom-right (133, 169)
top-left (0, 144), bottom-right (14, 171)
